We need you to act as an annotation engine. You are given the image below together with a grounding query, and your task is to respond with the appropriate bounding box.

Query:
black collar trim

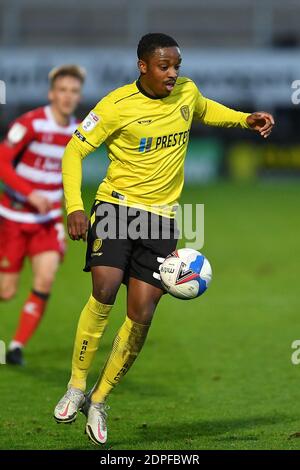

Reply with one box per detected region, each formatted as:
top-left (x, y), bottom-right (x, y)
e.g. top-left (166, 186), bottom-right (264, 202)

top-left (136, 79), bottom-right (163, 100)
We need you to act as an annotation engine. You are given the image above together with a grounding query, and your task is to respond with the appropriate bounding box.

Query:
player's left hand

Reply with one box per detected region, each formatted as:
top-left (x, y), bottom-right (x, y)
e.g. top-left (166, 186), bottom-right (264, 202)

top-left (67, 210), bottom-right (89, 241)
top-left (246, 112), bottom-right (275, 138)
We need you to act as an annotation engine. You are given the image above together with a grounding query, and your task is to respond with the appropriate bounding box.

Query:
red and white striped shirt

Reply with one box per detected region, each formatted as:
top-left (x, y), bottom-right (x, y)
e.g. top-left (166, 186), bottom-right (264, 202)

top-left (0, 105), bottom-right (78, 224)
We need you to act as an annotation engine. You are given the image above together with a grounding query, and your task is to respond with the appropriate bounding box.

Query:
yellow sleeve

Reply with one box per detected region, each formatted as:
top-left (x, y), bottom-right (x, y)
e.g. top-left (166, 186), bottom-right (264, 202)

top-left (194, 87), bottom-right (250, 129)
top-left (62, 137), bottom-right (91, 215)
top-left (76, 94), bottom-right (121, 148)
top-left (62, 95), bottom-right (121, 215)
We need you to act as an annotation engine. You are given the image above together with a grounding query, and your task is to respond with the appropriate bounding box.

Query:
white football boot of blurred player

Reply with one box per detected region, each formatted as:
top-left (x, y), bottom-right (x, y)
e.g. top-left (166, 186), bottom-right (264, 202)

top-left (54, 387), bottom-right (85, 423)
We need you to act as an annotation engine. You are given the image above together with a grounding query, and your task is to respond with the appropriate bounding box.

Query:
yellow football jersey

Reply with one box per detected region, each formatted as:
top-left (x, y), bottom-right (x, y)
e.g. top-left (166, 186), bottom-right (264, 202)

top-left (62, 77), bottom-right (250, 217)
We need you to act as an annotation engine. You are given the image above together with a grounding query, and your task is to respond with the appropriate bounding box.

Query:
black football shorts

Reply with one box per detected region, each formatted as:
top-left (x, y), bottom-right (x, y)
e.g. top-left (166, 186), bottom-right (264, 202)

top-left (84, 200), bottom-right (179, 289)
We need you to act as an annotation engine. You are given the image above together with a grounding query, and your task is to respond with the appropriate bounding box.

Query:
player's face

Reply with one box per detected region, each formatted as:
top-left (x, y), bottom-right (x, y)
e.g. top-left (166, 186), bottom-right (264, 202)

top-left (138, 47), bottom-right (181, 98)
top-left (48, 76), bottom-right (82, 117)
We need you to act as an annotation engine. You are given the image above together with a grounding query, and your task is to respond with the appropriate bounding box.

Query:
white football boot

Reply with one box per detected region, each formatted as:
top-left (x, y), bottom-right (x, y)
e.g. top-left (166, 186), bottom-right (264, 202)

top-left (54, 387), bottom-right (85, 424)
top-left (83, 397), bottom-right (109, 445)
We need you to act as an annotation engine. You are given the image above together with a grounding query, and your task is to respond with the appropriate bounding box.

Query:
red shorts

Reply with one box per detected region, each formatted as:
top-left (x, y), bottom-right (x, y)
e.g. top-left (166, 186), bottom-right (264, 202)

top-left (0, 217), bottom-right (66, 273)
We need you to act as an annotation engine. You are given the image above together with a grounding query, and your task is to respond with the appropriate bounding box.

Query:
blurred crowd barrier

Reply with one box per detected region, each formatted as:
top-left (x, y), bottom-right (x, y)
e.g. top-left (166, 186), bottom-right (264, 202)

top-left (0, 48), bottom-right (299, 108)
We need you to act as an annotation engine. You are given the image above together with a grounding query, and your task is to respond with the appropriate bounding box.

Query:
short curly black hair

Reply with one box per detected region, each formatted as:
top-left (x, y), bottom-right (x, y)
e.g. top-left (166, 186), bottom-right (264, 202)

top-left (137, 33), bottom-right (179, 60)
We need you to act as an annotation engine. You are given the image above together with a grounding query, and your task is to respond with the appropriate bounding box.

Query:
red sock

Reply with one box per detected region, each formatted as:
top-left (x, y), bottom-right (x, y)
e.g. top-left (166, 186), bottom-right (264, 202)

top-left (13, 290), bottom-right (49, 346)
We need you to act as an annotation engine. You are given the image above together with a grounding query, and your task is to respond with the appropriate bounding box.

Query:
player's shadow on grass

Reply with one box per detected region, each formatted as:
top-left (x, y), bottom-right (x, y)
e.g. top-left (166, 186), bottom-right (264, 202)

top-left (21, 344), bottom-right (115, 384)
top-left (115, 414), bottom-right (291, 447)
top-left (22, 350), bottom-right (171, 399)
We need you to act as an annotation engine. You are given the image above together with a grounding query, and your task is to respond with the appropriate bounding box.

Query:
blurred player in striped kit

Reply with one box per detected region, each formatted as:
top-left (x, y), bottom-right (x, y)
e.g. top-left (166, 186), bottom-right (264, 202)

top-left (0, 65), bottom-right (85, 365)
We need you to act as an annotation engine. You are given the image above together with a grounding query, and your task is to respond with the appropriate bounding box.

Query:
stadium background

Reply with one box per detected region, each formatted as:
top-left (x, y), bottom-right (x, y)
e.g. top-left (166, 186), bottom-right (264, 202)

top-left (1, 0), bottom-right (300, 450)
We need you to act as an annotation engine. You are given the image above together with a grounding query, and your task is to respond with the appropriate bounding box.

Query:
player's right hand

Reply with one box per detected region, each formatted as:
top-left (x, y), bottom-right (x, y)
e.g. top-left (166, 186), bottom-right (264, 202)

top-left (67, 210), bottom-right (89, 241)
top-left (27, 190), bottom-right (52, 214)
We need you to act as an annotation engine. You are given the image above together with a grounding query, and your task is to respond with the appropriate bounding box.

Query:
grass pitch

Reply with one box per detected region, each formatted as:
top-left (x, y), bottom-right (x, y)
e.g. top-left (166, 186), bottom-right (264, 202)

top-left (1, 182), bottom-right (300, 450)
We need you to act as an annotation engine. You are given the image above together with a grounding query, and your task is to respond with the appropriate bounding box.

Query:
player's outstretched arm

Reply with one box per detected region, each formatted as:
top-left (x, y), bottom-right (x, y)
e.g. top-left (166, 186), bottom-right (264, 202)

top-left (195, 93), bottom-right (275, 137)
top-left (246, 112), bottom-right (275, 138)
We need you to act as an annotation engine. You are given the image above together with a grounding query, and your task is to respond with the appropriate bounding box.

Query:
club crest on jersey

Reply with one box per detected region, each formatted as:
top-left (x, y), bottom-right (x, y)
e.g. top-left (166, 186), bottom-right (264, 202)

top-left (7, 122), bottom-right (27, 145)
top-left (180, 105), bottom-right (190, 121)
top-left (82, 111), bottom-right (100, 132)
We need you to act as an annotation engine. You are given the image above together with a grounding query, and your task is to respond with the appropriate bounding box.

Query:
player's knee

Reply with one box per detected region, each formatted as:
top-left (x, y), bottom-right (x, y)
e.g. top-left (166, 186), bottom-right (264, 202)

top-left (128, 308), bottom-right (155, 325)
top-left (92, 284), bottom-right (119, 305)
top-left (127, 290), bottom-right (161, 325)
top-left (0, 284), bottom-right (17, 301)
top-left (33, 272), bottom-right (55, 293)
top-left (93, 278), bottom-right (120, 305)
top-left (91, 267), bottom-right (123, 304)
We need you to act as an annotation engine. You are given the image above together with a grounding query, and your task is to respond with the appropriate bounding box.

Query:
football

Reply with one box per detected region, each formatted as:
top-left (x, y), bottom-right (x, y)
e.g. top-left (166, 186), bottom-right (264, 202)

top-left (160, 248), bottom-right (212, 300)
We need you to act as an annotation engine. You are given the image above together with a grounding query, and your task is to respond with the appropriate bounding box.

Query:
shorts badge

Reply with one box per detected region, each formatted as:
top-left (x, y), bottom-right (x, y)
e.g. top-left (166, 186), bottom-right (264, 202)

top-left (92, 238), bottom-right (102, 252)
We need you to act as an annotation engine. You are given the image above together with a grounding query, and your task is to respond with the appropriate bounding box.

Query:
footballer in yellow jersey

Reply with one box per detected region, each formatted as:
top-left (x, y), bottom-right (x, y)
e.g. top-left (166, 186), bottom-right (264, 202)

top-left (54, 33), bottom-right (275, 445)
